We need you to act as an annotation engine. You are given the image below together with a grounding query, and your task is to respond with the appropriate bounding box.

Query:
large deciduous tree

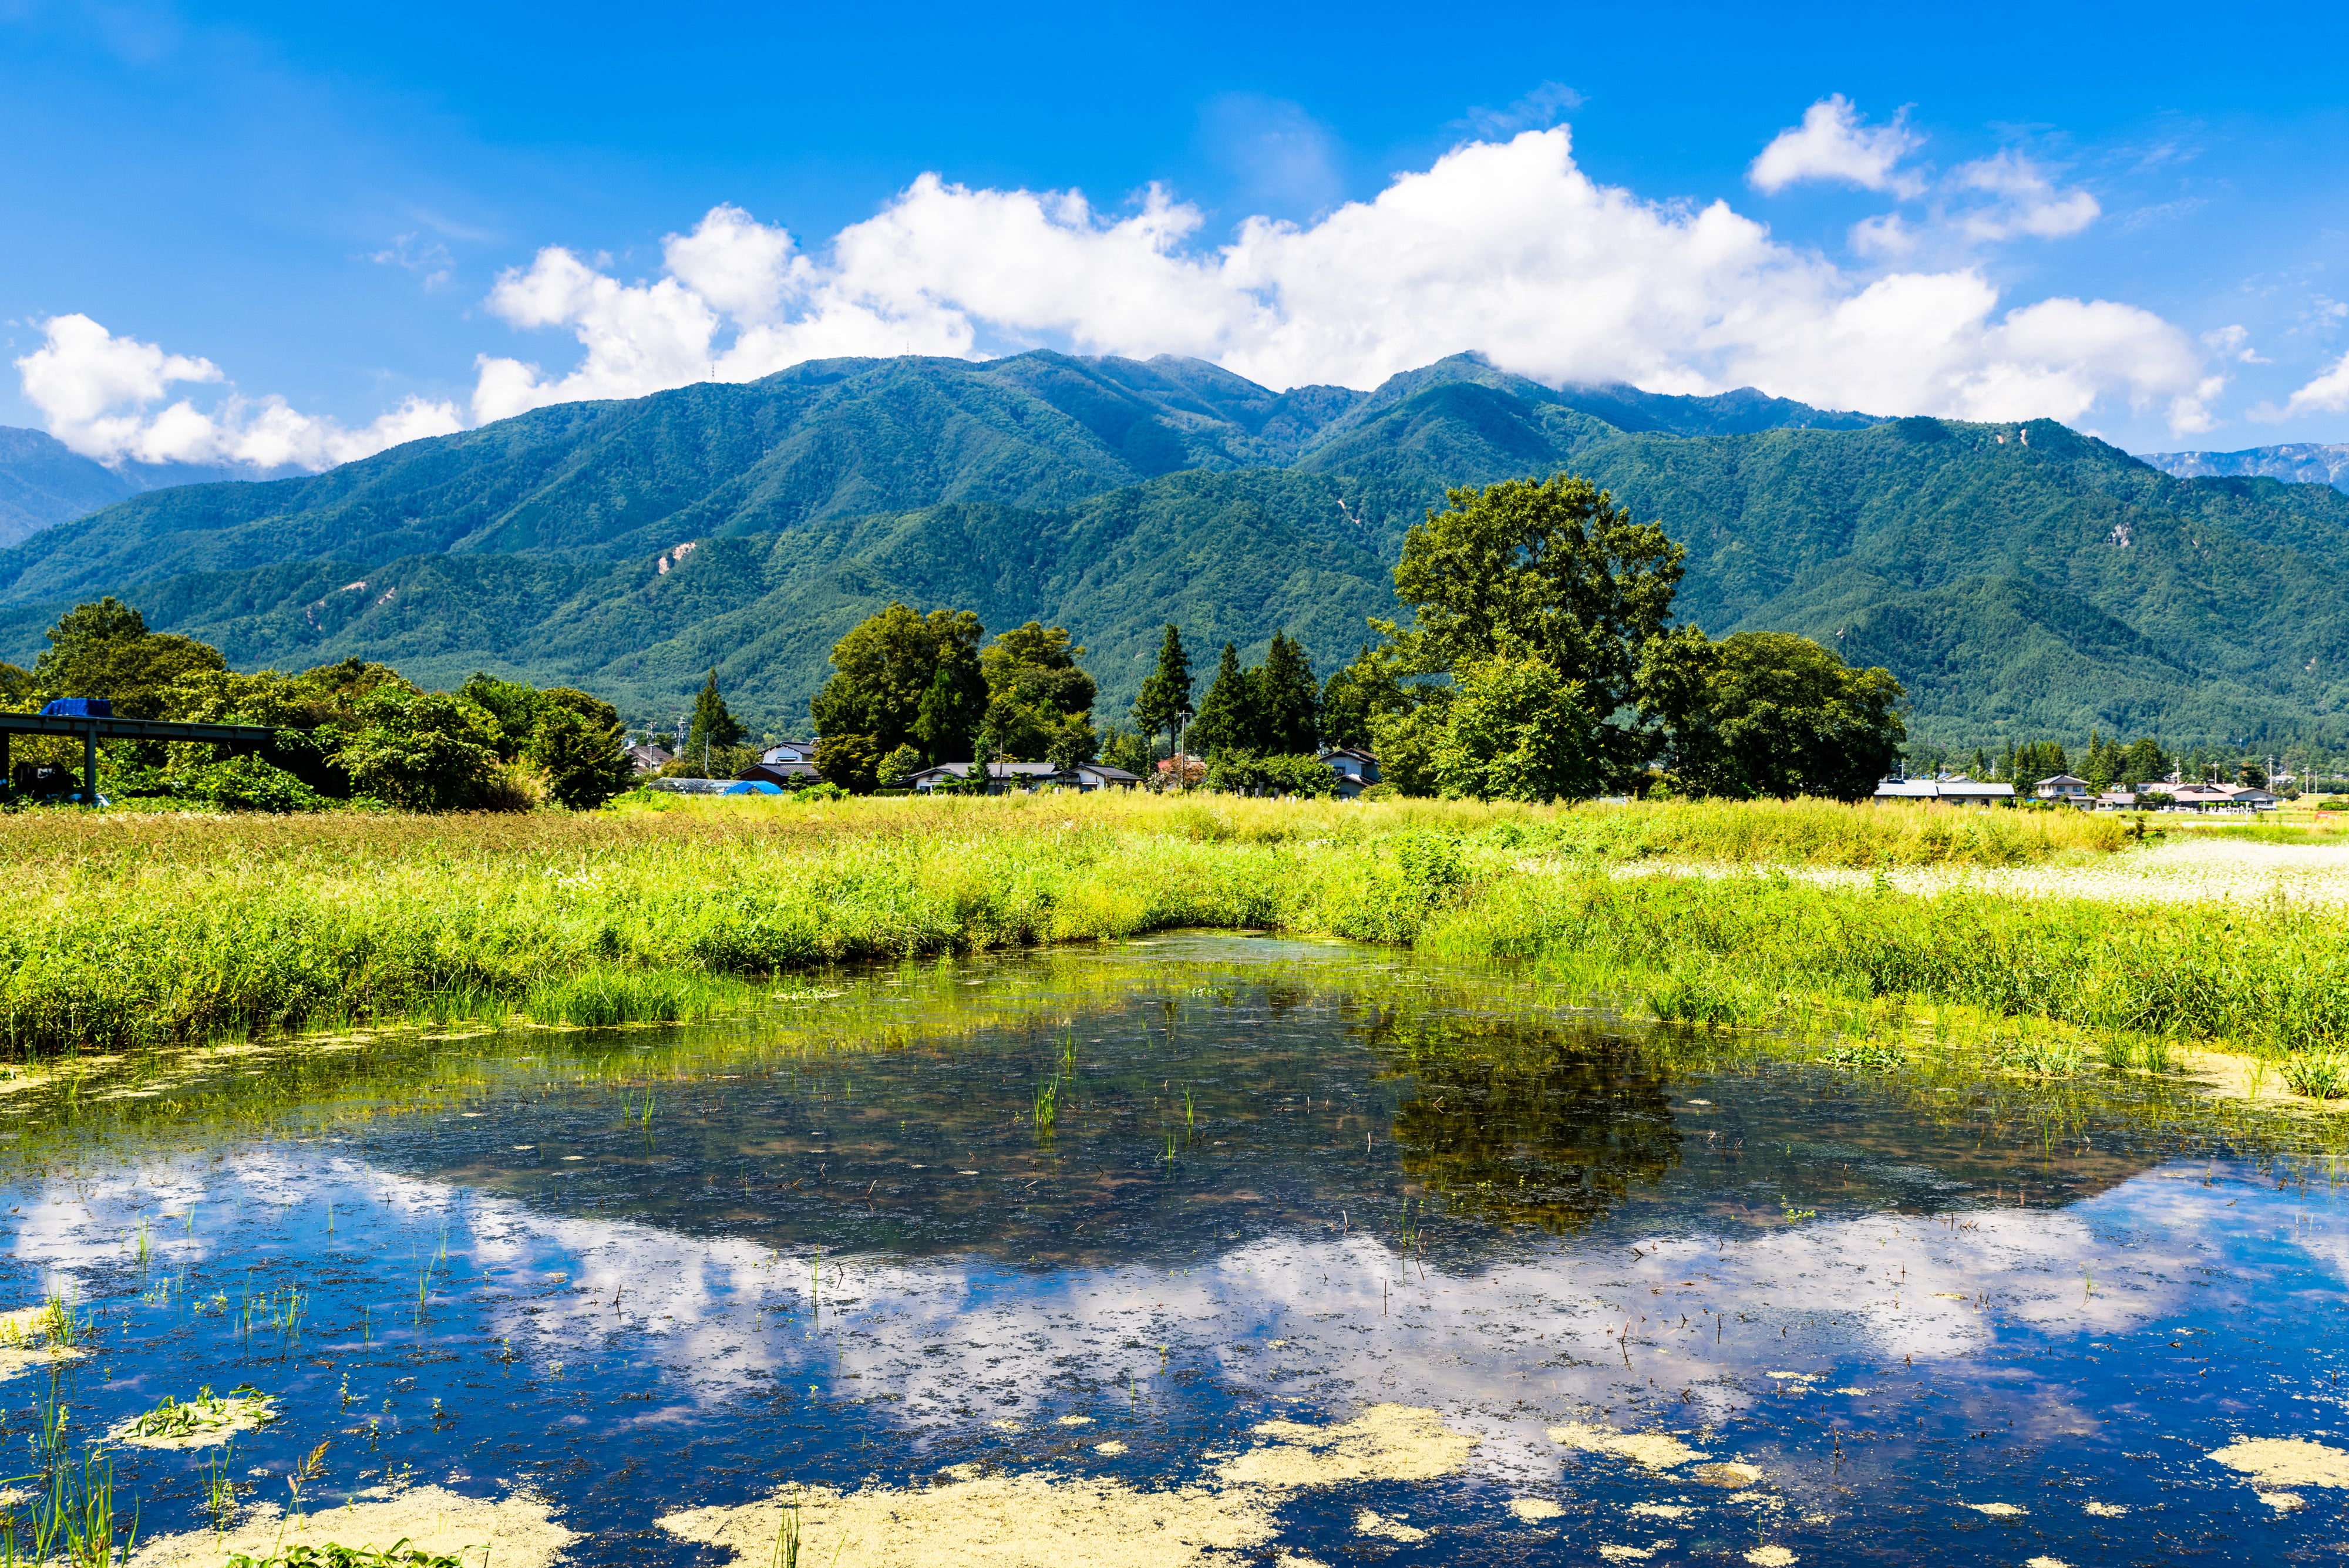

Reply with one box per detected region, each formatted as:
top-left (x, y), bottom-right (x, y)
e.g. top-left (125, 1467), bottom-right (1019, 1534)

top-left (34, 597), bottom-right (226, 719)
top-left (1638, 629), bottom-right (1904, 801)
top-left (1387, 475), bottom-right (1682, 786)
top-left (980, 621), bottom-right (1096, 761)
top-left (814, 603), bottom-right (987, 763)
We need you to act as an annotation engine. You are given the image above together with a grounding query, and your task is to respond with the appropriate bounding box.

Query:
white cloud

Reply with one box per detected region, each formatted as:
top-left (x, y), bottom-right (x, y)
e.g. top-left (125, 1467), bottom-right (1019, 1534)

top-left (1748, 95), bottom-right (1926, 197)
top-left (14, 313), bottom-right (462, 472)
top-left (472, 127), bottom-right (2217, 436)
top-left (2257, 351), bottom-right (2349, 422)
top-left (1951, 150), bottom-right (2100, 241)
top-left (2200, 324), bottom-right (2267, 365)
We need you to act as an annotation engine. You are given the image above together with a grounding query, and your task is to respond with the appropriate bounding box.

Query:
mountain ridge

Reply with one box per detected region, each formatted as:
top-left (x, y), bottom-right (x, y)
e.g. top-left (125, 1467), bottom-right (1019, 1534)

top-left (6, 349), bottom-right (2345, 752)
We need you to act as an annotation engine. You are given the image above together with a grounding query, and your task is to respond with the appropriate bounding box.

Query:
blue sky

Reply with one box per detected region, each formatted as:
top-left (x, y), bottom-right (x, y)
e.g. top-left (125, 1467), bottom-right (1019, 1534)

top-left (4, 1), bottom-right (2345, 469)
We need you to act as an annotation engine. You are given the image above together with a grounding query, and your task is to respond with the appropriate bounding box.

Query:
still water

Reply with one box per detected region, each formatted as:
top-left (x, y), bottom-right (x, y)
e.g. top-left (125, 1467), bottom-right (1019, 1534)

top-left (2, 936), bottom-right (2341, 1565)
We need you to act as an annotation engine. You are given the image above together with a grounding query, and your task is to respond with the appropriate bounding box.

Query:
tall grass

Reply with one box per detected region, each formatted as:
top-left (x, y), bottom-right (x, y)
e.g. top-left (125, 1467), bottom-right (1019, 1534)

top-left (0, 791), bottom-right (2260, 1062)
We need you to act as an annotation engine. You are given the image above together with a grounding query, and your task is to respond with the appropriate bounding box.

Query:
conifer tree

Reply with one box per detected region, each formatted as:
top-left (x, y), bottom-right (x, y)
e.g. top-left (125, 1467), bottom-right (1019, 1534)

top-left (1188, 642), bottom-right (1258, 758)
top-left (686, 669), bottom-right (743, 760)
top-left (1131, 623), bottom-right (1192, 753)
top-left (1256, 631), bottom-right (1320, 754)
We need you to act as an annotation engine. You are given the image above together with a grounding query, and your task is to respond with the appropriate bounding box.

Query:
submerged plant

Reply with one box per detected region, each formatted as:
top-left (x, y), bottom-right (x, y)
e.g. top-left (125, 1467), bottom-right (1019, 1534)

top-left (1032, 1078), bottom-right (1058, 1140)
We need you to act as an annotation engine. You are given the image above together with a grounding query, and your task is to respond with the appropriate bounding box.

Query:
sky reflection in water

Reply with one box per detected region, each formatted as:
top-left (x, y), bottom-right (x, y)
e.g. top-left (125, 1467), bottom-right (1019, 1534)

top-left (2, 936), bottom-right (2343, 1565)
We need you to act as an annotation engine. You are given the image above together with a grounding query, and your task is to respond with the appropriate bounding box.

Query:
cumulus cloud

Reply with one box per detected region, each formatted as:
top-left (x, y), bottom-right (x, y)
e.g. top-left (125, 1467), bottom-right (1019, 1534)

top-left (1748, 95), bottom-right (1926, 197)
top-left (2256, 351), bottom-right (2349, 422)
top-left (14, 314), bottom-right (462, 471)
top-left (474, 127), bottom-right (2218, 436)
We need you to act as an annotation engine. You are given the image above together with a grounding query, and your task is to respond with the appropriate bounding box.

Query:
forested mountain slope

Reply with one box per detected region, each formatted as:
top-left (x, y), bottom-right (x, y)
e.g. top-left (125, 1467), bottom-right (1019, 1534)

top-left (5, 348), bottom-right (2345, 749)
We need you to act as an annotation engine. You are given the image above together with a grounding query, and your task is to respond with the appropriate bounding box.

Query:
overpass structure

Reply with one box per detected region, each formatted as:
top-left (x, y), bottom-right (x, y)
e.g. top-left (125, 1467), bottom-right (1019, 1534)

top-left (0, 711), bottom-right (285, 803)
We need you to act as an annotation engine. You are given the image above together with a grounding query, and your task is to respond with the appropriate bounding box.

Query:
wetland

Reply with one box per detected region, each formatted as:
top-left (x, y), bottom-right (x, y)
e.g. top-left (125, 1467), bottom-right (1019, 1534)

top-left (0, 932), bottom-right (2341, 1566)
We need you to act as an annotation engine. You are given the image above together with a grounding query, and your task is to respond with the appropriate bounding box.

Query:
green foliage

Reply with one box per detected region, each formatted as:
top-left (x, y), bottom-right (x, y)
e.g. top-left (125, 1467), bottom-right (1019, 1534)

top-left (1098, 724), bottom-right (1153, 779)
top-left (1043, 715), bottom-right (1098, 773)
top-left (876, 744), bottom-right (924, 790)
top-left (1131, 622), bottom-right (1192, 748)
top-left (1319, 646), bottom-right (1409, 752)
top-left (456, 672), bottom-right (543, 762)
top-left (1187, 642), bottom-right (1257, 758)
top-left (1257, 631), bottom-right (1319, 753)
top-left (526, 706), bottom-right (632, 810)
top-left (32, 595), bottom-right (225, 717)
top-left (1638, 629), bottom-right (1905, 801)
top-left (1200, 750), bottom-right (1337, 797)
top-left (1369, 702), bottom-right (1445, 798)
top-left (168, 755), bottom-right (335, 814)
top-left (338, 689), bottom-right (503, 811)
top-left (814, 733), bottom-right (881, 794)
top-left (687, 668), bottom-right (745, 757)
top-left (1430, 652), bottom-right (1602, 803)
top-left (225, 1539), bottom-right (478, 1568)
top-left (1388, 474), bottom-right (1682, 783)
top-left (815, 602), bottom-right (987, 761)
top-left (980, 620), bottom-right (1095, 759)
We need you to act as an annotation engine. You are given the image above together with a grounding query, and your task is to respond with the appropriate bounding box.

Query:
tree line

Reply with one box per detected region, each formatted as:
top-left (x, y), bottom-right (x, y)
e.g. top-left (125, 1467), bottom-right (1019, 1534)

top-left (802, 470), bottom-right (1909, 801)
top-left (1, 598), bottom-right (635, 812)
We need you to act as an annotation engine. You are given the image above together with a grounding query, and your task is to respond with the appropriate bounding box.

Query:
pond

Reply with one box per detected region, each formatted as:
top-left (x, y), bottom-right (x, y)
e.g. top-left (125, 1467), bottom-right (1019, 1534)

top-left (0, 934), bottom-right (2341, 1566)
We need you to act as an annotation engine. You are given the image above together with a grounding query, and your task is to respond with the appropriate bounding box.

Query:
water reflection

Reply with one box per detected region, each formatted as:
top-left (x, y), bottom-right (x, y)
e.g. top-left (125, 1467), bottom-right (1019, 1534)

top-left (0, 938), bottom-right (2338, 1567)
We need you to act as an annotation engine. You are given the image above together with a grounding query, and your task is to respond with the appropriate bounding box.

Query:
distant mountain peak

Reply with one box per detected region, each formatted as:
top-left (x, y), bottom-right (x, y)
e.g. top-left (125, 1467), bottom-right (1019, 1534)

top-left (2136, 442), bottom-right (2349, 494)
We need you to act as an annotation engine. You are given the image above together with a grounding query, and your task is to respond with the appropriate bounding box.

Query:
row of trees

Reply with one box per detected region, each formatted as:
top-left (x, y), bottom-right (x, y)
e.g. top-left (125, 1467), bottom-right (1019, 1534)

top-left (1310, 475), bottom-right (1904, 802)
top-left (805, 607), bottom-right (1101, 791)
top-left (799, 472), bottom-right (1905, 804)
top-left (3, 599), bottom-right (635, 812)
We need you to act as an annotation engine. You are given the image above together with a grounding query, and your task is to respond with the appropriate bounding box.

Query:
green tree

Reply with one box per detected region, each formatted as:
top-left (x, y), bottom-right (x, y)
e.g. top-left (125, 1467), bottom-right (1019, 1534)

top-left (980, 621), bottom-right (1095, 759)
top-left (1319, 647), bottom-right (1408, 752)
top-left (1970, 748), bottom-right (1990, 780)
top-left (1388, 475), bottom-right (1683, 785)
top-left (1369, 702), bottom-right (1446, 798)
top-left (2119, 738), bottom-right (2168, 786)
top-left (338, 689), bottom-right (503, 811)
top-left (686, 669), bottom-right (745, 762)
top-left (876, 743), bottom-right (924, 790)
top-left (1131, 623), bottom-right (1193, 754)
top-left (814, 603), bottom-right (987, 759)
top-left (1430, 653), bottom-right (1602, 803)
top-left (33, 597), bottom-right (227, 719)
top-left (458, 672), bottom-right (545, 762)
top-left (815, 733), bottom-right (882, 793)
top-left (1257, 632), bottom-right (1318, 754)
top-left (1098, 724), bottom-right (1154, 779)
top-left (1638, 630), bottom-right (1906, 801)
top-left (1044, 715), bottom-right (1099, 774)
top-left (527, 706), bottom-right (634, 810)
top-left (1187, 642), bottom-right (1260, 758)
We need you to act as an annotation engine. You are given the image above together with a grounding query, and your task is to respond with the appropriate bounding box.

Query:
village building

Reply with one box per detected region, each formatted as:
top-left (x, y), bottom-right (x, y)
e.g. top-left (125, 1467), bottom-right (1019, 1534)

top-left (905, 761), bottom-right (1142, 794)
top-left (1317, 747), bottom-right (1382, 799)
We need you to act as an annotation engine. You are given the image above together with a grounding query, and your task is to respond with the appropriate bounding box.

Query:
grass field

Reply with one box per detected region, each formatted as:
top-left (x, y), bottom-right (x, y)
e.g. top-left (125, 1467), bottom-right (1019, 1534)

top-left (0, 792), bottom-right (2337, 1072)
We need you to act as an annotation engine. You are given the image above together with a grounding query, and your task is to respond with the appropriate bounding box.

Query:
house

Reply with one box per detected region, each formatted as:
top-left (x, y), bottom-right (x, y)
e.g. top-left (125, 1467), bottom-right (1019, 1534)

top-left (904, 761), bottom-right (1141, 795)
top-left (738, 761), bottom-right (819, 790)
top-left (1317, 748), bottom-right (1381, 799)
top-left (2033, 773), bottom-right (2092, 801)
top-left (624, 742), bottom-right (672, 775)
top-left (762, 739), bottom-right (819, 766)
top-left (1871, 775), bottom-right (2016, 806)
top-left (2163, 783), bottom-right (2275, 812)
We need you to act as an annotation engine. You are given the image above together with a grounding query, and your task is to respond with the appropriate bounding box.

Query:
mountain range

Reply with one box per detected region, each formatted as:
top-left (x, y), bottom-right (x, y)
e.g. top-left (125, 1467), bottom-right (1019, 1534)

top-left (3, 350), bottom-right (2347, 751)
top-left (2138, 442), bottom-right (2349, 494)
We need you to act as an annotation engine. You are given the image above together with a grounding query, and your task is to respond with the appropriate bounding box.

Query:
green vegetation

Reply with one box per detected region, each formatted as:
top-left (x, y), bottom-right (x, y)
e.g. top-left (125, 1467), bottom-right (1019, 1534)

top-left (0, 790), bottom-right (2301, 1079)
top-left (16, 350), bottom-right (2347, 749)
top-left (1637, 630), bottom-right (1905, 799)
top-left (224, 1541), bottom-right (480, 1568)
top-left (124, 1385), bottom-right (276, 1439)
top-left (5, 601), bottom-right (630, 813)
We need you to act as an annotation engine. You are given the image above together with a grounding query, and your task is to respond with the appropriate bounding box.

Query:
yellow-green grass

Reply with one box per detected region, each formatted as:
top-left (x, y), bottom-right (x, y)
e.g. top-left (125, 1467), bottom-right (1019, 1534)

top-left (0, 790), bottom-right (2321, 1064)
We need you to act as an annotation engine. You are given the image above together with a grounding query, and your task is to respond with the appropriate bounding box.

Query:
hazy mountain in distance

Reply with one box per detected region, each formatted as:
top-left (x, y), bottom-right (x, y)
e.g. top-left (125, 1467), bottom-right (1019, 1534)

top-left (0, 426), bottom-right (252, 549)
top-left (2138, 442), bottom-right (2349, 493)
